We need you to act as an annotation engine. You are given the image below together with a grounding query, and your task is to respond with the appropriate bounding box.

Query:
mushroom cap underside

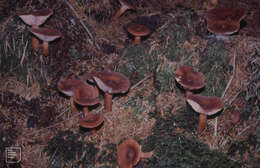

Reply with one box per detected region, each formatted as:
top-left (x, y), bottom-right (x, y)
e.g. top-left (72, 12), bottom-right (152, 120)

top-left (186, 93), bottom-right (224, 115)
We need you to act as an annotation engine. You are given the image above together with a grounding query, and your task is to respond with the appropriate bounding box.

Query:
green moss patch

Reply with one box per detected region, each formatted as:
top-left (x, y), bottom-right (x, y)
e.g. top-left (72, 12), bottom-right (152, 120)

top-left (44, 130), bottom-right (98, 167)
top-left (138, 116), bottom-right (241, 168)
top-left (115, 44), bottom-right (160, 84)
top-left (199, 40), bottom-right (231, 97)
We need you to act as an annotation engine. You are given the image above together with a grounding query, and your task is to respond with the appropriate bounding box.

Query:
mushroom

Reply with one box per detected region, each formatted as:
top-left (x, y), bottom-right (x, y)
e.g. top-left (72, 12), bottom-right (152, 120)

top-left (73, 83), bottom-right (99, 115)
top-left (18, 9), bottom-right (53, 51)
top-left (93, 70), bottom-right (130, 113)
top-left (57, 78), bottom-right (85, 114)
top-left (117, 139), bottom-right (153, 168)
top-left (205, 7), bottom-right (247, 23)
top-left (127, 23), bottom-right (151, 44)
top-left (186, 92), bottom-right (224, 132)
top-left (29, 27), bottom-right (62, 56)
top-left (175, 65), bottom-right (205, 95)
top-left (206, 19), bottom-right (240, 36)
top-left (113, 0), bottom-right (136, 20)
top-left (205, 7), bottom-right (247, 39)
top-left (79, 113), bottom-right (104, 130)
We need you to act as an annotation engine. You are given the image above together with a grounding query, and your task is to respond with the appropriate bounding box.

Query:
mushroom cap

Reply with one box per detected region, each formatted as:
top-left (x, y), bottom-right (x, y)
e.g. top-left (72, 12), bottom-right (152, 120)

top-left (127, 23), bottom-right (151, 37)
top-left (206, 20), bottom-right (240, 35)
top-left (18, 8), bottom-right (53, 26)
top-left (205, 7), bottom-right (247, 23)
top-left (119, 0), bottom-right (136, 10)
top-left (93, 71), bottom-right (130, 94)
top-left (73, 83), bottom-right (99, 106)
top-left (57, 79), bottom-right (84, 96)
top-left (186, 93), bottom-right (224, 115)
top-left (117, 139), bottom-right (141, 168)
top-left (175, 65), bottom-right (205, 90)
top-left (79, 113), bottom-right (104, 128)
top-left (30, 27), bottom-right (62, 42)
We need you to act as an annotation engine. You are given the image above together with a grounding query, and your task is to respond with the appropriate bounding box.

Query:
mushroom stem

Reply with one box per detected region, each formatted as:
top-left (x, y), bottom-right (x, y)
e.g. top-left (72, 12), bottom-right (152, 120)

top-left (113, 6), bottom-right (128, 20)
top-left (185, 90), bottom-right (192, 97)
top-left (31, 25), bottom-right (40, 51)
top-left (83, 107), bottom-right (89, 117)
top-left (199, 114), bottom-right (207, 132)
top-left (134, 36), bottom-right (141, 44)
top-left (70, 97), bottom-right (79, 114)
top-left (104, 92), bottom-right (112, 112)
top-left (42, 41), bottom-right (49, 56)
top-left (140, 151), bottom-right (153, 159)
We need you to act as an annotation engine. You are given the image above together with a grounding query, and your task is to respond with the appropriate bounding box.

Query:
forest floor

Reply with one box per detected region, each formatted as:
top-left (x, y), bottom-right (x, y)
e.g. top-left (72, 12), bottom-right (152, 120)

top-left (0, 0), bottom-right (260, 168)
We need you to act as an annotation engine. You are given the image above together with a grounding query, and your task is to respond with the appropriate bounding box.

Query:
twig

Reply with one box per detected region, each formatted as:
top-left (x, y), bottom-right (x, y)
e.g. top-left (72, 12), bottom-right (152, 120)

top-left (23, 74), bottom-right (153, 136)
top-left (237, 117), bottom-right (260, 137)
top-left (20, 40), bottom-right (28, 66)
top-left (214, 51), bottom-right (237, 137)
top-left (63, 0), bottom-right (100, 50)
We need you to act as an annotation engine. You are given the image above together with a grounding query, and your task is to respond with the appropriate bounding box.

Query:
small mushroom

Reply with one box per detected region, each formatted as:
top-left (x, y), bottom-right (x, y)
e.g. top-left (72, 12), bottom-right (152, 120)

top-left (18, 9), bottom-right (53, 51)
top-left (73, 83), bottom-right (99, 115)
top-left (175, 65), bottom-right (205, 94)
top-left (113, 0), bottom-right (136, 20)
top-left (186, 92), bottom-right (224, 132)
top-left (79, 113), bottom-right (104, 130)
top-left (206, 20), bottom-right (240, 36)
top-left (93, 70), bottom-right (130, 113)
top-left (117, 139), bottom-right (153, 168)
top-left (29, 27), bottom-right (61, 56)
top-left (205, 7), bottom-right (247, 23)
top-left (127, 23), bottom-right (151, 44)
top-left (57, 78), bottom-right (85, 114)
top-left (205, 7), bottom-right (247, 38)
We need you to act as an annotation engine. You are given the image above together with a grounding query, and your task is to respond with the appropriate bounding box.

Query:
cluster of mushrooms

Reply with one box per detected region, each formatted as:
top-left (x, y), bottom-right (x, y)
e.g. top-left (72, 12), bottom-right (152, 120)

top-left (57, 70), bottom-right (153, 167)
top-left (17, 1), bottom-right (249, 167)
top-left (175, 65), bottom-right (224, 132)
top-left (18, 9), bottom-right (61, 56)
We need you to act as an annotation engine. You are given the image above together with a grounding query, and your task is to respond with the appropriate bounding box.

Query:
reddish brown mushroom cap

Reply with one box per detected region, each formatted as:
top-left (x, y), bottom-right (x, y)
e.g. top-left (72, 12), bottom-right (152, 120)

top-left (73, 83), bottom-right (99, 106)
top-left (206, 20), bottom-right (240, 35)
top-left (175, 65), bottom-right (205, 90)
top-left (127, 23), bottom-right (151, 37)
top-left (205, 7), bottom-right (247, 35)
top-left (205, 7), bottom-right (247, 23)
top-left (79, 113), bottom-right (104, 128)
top-left (117, 139), bottom-right (141, 168)
top-left (18, 8), bottom-right (53, 26)
top-left (57, 79), bottom-right (84, 97)
top-left (186, 93), bottom-right (224, 115)
top-left (29, 27), bottom-right (62, 42)
top-left (93, 71), bottom-right (130, 94)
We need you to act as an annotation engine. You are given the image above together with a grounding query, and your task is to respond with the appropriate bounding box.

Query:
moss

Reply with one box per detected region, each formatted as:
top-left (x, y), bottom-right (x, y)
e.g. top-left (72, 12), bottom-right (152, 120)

top-left (69, 45), bottom-right (85, 59)
top-left (138, 116), bottom-right (241, 168)
top-left (0, 17), bottom-right (42, 84)
top-left (96, 144), bottom-right (117, 167)
top-left (174, 105), bottom-right (199, 131)
top-left (199, 40), bottom-right (231, 97)
top-left (228, 133), bottom-right (260, 167)
top-left (115, 44), bottom-right (159, 84)
top-left (154, 64), bottom-right (176, 93)
top-left (44, 130), bottom-right (98, 167)
top-left (162, 25), bottom-right (192, 62)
